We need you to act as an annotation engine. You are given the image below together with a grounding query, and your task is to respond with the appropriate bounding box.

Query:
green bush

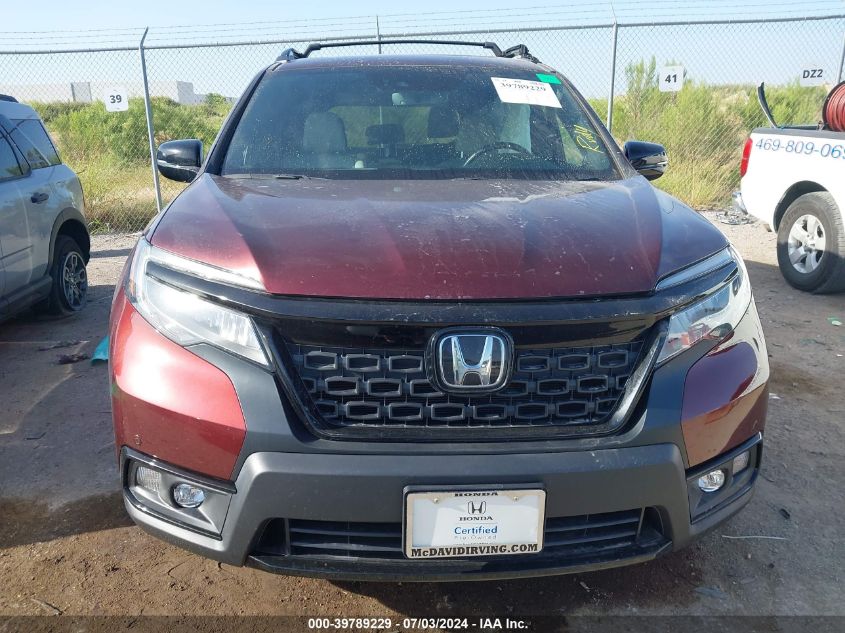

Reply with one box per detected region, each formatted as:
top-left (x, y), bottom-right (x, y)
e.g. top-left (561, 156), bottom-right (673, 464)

top-left (29, 101), bottom-right (90, 124)
top-left (591, 58), bottom-right (830, 208)
top-left (737, 81), bottom-right (827, 130)
top-left (40, 96), bottom-right (227, 166)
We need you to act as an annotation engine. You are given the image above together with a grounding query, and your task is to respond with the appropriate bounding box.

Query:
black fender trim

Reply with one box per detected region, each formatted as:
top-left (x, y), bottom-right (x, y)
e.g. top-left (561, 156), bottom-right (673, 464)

top-left (49, 207), bottom-right (90, 266)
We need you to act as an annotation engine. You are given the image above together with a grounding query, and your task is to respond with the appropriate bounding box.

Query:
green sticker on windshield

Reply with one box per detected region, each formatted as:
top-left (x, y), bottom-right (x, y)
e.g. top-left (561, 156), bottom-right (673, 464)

top-left (536, 73), bottom-right (561, 84)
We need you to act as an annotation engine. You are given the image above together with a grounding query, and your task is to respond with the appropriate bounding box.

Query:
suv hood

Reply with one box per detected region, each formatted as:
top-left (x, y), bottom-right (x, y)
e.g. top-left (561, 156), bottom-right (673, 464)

top-left (150, 174), bottom-right (726, 300)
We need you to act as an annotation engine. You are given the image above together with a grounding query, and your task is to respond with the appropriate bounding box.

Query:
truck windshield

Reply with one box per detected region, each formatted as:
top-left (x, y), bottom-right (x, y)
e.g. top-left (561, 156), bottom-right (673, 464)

top-left (221, 63), bottom-right (618, 181)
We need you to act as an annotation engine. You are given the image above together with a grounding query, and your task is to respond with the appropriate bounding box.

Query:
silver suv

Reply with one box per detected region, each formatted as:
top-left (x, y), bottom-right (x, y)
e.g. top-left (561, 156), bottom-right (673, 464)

top-left (0, 96), bottom-right (89, 321)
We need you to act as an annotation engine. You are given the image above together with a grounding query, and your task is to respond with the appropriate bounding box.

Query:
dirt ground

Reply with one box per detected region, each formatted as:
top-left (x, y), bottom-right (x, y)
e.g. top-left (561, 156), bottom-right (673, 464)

top-left (0, 215), bottom-right (843, 619)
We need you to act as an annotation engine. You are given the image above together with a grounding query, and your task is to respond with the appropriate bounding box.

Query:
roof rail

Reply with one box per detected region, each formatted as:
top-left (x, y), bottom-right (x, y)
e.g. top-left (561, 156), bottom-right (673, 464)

top-left (0, 94), bottom-right (18, 103)
top-left (276, 40), bottom-right (540, 63)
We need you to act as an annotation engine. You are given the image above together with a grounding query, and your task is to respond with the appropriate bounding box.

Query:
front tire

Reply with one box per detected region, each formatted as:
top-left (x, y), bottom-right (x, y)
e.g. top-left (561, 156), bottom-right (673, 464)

top-left (776, 192), bottom-right (845, 294)
top-left (41, 235), bottom-right (88, 315)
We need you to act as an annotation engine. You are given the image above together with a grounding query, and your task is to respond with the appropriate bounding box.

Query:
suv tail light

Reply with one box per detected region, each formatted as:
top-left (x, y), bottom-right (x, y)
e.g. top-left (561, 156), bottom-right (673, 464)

top-left (740, 138), bottom-right (752, 177)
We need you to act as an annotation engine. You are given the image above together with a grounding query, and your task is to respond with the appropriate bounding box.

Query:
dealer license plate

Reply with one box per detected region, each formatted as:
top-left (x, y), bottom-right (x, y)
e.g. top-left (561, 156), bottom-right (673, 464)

top-left (404, 488), bottom-right (546, 559)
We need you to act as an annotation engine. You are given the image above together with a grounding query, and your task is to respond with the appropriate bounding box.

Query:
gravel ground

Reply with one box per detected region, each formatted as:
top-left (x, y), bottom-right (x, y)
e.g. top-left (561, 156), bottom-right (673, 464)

top-left (0, 216), bottom-right (843, 618)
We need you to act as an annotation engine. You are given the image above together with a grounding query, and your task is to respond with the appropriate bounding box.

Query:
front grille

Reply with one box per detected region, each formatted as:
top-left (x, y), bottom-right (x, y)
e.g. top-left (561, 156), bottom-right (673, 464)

top-left (284, 340), bottom-right (645, 431)
top-left (254, 508), bottom-right (665, 561)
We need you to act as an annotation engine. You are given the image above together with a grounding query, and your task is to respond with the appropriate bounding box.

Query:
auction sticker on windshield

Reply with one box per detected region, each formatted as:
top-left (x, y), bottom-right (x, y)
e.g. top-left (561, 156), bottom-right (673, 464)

top-left (491, 77), bottom-right (562, 108)
top-left (404, 488), bottom-right (546, 559)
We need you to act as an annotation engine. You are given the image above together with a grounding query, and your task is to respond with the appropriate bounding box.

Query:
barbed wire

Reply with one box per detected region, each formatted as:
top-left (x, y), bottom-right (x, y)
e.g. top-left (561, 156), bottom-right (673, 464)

top-left (0, 0), bottom-right (842, 50)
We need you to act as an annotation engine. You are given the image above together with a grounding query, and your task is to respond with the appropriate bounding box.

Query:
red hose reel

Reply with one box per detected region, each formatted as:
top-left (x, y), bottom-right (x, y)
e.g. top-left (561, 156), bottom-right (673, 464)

top-left (822, 81), bottom-right (845, 132)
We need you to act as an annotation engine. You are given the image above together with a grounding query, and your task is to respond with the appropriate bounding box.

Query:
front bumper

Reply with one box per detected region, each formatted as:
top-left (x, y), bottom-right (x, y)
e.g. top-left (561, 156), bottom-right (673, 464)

top-left (122, 435), bottom-right (762, 582)
top-left (111, 265), bottom-right (769, 581)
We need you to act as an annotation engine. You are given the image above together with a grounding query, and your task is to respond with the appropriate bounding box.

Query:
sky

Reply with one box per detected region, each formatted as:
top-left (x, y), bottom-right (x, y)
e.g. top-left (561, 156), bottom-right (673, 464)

top-left (10, 0), bottom-right (481, 31)
top-left (2, 1), bottom-right (844, 43)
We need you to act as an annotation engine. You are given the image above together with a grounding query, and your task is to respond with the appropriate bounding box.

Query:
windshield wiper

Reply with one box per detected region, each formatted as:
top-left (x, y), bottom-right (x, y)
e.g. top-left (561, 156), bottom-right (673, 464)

top-left (224, 173), bottom-right (324, 180)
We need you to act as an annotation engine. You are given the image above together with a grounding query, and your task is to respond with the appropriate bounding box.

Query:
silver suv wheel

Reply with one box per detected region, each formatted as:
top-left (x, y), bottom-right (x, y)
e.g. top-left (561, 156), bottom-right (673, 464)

top-left (61, 251), bottom-right (88, 310)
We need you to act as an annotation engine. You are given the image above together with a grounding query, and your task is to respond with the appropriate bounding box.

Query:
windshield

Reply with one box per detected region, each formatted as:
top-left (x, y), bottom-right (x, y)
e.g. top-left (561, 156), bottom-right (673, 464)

top-left (221, 63), bottom-right (618, 181)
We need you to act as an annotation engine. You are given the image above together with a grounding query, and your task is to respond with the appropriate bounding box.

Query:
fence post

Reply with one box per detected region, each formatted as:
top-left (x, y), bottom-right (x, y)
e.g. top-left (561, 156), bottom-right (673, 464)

top-left (376, 16), bottom-right (382, 54)
top-left (606, 21), bottom-right (618, 133)
top-left (139, 27), bottom-right (163, 213)
top-left (838, 28), bottom-right (845, 83)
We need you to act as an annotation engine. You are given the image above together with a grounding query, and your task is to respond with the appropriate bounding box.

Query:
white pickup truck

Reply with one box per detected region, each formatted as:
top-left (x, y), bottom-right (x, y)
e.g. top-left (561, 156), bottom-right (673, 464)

top-left (737, 126), bottom-right (845, 294)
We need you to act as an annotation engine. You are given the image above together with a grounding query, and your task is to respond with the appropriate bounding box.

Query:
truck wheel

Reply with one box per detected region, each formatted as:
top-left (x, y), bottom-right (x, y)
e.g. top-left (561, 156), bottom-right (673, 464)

top-left (39, 235), bottom-right (89, 315)
top-left (776, 192), bottom-right (845, 294)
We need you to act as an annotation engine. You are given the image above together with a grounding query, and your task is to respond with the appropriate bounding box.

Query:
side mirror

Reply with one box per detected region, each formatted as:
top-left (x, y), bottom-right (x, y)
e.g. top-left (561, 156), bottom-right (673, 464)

top-left (623, 140), bottom-right (667, 181)
top-left (157, 139), bottom-right (203, 183)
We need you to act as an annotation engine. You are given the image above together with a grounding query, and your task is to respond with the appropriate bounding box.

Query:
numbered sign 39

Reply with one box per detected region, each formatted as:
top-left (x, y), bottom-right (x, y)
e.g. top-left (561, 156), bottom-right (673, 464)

top-left (103, 87), bottom-right (129, 112)
top-left (658, 65), bottom-right (685, 93)
top-left (799, 65), bottom-right (826, 87)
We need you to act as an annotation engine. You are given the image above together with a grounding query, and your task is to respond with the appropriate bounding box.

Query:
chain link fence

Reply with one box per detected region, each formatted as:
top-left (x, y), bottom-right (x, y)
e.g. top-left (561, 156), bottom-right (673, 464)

top-left (610, 16), bottom-right (845, 207)
top-left (1, 13), bottom-right (843, 233)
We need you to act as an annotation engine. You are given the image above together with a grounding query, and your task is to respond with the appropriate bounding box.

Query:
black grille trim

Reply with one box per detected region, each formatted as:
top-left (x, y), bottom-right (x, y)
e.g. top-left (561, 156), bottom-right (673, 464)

top-left (254, 508), bottom-right (666, 562)
top-left (263, 321), bottom-right (666, 442)
top-left (273, 325), bottom-right (662, 440)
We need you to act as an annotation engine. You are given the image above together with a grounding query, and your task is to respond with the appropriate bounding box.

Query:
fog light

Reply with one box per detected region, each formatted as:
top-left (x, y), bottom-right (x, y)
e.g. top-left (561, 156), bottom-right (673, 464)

top-left (732, 450), bottom-right (750, 474)
top-left (136, 466), bottom-right (162, 493)
top-left (172, 483), bottom-right (205, 508)
top-left (698, 469), bottom-right (726, 493)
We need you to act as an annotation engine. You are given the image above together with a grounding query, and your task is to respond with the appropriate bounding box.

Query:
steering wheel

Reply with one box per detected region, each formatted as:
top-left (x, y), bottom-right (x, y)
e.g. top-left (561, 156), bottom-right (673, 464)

top-left (462, 142), bottom-right (532, 167)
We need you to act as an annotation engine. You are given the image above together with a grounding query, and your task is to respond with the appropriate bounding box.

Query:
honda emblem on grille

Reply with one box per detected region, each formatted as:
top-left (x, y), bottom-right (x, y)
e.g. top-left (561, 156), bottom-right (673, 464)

top-left (430, 329), bottom-right (512, 394)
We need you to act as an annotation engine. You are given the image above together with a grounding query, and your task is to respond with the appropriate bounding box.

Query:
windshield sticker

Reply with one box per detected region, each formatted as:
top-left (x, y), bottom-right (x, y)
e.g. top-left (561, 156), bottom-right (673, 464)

top-left (535, 73), bottom-right (562, 84)
top-left (491, 77), bottom-right (562, 108)
top-left (573, 125), bottom-right (604, 153)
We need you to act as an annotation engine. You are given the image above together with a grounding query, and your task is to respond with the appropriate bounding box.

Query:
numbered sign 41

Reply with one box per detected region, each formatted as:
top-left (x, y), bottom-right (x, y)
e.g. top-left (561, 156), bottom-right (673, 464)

top-left (658, 65), bottom-right (685, 93)
top-left (103, 87), bottom-right (129, 112)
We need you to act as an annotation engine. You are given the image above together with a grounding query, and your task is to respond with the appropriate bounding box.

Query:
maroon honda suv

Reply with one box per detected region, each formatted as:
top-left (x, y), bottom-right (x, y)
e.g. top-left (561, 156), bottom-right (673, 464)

top-left (110, 41), bottom-right (768, 581)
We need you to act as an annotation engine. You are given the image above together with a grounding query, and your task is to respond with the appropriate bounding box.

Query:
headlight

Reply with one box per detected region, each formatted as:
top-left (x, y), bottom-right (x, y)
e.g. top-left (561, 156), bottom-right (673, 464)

top-left (657, 247), bottom-right (752, 364)
top-left (126, 238), bottom-right (269, 367)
